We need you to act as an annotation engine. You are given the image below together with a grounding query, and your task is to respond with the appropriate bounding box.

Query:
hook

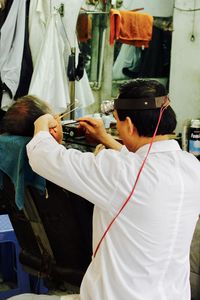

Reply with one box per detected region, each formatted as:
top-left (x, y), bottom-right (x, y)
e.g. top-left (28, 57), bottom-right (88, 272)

top-left (55, 3), bottom-right (64, 17)
top-left (190, 34), bottom-right (195, 42)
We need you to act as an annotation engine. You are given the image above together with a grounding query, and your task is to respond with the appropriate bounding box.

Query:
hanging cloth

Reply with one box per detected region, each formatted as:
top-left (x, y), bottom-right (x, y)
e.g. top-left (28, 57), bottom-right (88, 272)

top-left (0, 0), bottom-right (26, 109)
top-left (112, 44), bottom-right (141, 80)
top-left (110, 9), bottom-right (153, 48)
top-left (28, 0), bottom-right (94, 115)
top-left (15, 0), bottom-right (33, 100)
top-left (77, 13), bottom-right (92, 43)
top-left (29, 12), bottom-right (70, 114)
top-left (0, 0), bottom-right (13, 29)
top-left (28, 0), bottom-right (50, 67)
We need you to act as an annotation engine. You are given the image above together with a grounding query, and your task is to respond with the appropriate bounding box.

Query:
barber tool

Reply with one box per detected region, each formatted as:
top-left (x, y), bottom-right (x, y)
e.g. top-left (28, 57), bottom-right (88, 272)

top-left (59, 107), bottom-right (78, 120)
top-left (62, 120), bottom-right (80, 126)
top-left (62, 120), bottom-right (86, 139)
top-left (59, 99), bottom-right (80, 120)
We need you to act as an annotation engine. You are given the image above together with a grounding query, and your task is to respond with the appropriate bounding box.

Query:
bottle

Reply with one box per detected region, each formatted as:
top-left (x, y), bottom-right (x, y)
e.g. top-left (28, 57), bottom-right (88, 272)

top-left (188, 119), bottom-right (200, 157)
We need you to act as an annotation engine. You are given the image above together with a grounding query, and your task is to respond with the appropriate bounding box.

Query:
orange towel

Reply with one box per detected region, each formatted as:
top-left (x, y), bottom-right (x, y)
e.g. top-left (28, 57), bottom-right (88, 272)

top-left (110, 9), bottom-right (153, 48)
top-left (77, 13), bottom-right (92, 43)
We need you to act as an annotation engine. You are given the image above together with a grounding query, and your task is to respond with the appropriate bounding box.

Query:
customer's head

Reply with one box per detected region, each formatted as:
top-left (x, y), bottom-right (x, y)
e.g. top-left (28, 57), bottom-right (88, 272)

top-left (115, 79), bottom-right (177, 137)
top-left (2, 95), bottom-right (63, 143)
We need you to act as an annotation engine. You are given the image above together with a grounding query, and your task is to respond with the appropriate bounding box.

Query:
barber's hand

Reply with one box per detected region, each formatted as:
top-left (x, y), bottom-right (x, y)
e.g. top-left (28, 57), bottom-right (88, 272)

top-left (78, 117), bottom-right (108, 143)
top-left (78, 117), bottom-right (123, 151)
top-left (34, 114), bottom-right (57, 136)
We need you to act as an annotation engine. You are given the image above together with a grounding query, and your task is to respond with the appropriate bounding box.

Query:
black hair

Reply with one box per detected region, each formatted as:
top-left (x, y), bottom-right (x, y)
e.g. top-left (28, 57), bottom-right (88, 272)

top-left (2, 95), bottom-right (52, 136)
top-left (116, 79), bottom-right (177, 137)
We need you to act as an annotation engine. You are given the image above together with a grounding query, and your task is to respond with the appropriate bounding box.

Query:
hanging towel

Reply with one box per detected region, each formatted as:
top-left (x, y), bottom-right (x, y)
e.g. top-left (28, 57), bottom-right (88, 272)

top-left (110, 9), bottom-right (153, 48)
top-left (0, 134), bottom-right (46, 210)
top-left (77, 13), bottom-right (92, 43)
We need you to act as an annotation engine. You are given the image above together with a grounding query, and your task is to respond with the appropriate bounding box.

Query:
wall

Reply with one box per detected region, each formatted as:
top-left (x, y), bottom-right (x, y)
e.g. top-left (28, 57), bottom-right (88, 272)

top-left (121, 0), bottom-right (174, 17)
top-left (169, 0), bottom-right (200, 134)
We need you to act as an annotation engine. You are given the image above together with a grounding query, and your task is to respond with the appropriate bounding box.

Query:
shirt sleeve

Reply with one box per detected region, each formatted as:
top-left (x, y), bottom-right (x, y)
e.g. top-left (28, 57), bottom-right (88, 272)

top-left (26, 131), bottom-right (122, 210)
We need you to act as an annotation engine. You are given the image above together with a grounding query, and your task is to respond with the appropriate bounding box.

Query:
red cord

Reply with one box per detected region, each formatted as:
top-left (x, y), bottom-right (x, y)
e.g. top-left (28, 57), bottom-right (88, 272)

top-left (93, 105), bottom-right (168, 258)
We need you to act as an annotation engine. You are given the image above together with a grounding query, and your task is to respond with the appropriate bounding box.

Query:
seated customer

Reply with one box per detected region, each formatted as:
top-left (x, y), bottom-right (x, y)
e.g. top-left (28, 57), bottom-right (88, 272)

top-left (1, 95), bottom-right (63, 144)
top-left (1, 95), bottom-right (93, 297)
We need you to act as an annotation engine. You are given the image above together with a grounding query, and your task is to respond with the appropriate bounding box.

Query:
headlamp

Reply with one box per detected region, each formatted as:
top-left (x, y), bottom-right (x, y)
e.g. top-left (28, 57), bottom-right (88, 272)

top-left (101, 96), bottom-right (169, 115)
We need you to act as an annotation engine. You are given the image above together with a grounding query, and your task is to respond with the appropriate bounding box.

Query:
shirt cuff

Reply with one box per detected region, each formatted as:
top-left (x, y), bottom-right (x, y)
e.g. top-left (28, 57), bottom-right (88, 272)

top-left (26, 131), bottom-right (56, 152)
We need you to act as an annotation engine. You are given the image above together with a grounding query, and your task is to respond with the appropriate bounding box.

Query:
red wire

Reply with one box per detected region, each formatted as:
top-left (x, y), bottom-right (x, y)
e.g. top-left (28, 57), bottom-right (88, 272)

top-left (93, 105), bottom-right (167, 258)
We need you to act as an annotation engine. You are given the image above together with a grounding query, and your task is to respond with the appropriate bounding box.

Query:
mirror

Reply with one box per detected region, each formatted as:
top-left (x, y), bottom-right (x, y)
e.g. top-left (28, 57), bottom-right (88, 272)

top-left (77, 11), bottom-right (108, 86)
top-left (112, 20), bottom-right (173, 82)
top-left (77, 0), bottom-right (174, 92)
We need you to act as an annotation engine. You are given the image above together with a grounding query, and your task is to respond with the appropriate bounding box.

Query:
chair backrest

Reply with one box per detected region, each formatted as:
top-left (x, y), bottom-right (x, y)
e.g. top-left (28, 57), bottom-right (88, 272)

top-left (0, 174), bottom-right (93, 288)
top-left (0, 134), bottom-right (93, 288)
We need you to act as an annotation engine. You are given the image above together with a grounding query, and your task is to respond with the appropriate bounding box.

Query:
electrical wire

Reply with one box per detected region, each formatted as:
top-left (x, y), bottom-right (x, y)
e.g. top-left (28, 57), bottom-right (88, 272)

top-left (191, 0), bottom-right (197, 41)
top-left (93, 103), bottom-right (169, 258)
top-left (174, 6), bottom-right (200, 12)
top-left (174, 0), bottom-right (198, 42)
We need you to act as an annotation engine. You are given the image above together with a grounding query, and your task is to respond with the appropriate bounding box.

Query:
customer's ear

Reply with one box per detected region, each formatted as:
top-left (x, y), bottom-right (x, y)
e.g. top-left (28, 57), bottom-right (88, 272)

top-left (49, 127), bottom-right (58, 141)
top-left (126, 117), bottom-right (135, 136)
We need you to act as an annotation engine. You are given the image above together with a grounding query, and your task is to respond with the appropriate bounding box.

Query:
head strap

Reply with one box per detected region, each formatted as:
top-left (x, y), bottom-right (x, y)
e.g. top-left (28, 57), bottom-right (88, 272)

top-left (114, 96), bottom-right (170, 110)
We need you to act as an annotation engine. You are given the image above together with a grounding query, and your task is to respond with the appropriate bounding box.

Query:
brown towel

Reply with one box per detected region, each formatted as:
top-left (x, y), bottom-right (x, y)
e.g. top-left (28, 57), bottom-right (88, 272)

top-left (110, 9), bottom-right (153, 48)
top-left (77, 13), bottom-right (92, 43)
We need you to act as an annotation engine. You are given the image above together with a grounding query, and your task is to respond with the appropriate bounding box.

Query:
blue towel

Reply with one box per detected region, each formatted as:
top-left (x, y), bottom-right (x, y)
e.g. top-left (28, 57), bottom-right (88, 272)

top-left (0, 134), bottom-right (46, 209)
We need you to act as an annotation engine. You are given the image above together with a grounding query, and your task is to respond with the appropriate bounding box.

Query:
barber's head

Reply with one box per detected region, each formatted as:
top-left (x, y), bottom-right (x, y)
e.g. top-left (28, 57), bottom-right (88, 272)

top-left (115, 79), bottom-right (177, 137)
top-left (2, 95), bottom-right (63, 143)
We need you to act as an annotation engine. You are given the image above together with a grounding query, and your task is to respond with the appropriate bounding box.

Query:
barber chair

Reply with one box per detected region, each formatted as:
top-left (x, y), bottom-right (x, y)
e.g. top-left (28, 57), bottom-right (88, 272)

top-left (0, 135), bottom-right (93, 293)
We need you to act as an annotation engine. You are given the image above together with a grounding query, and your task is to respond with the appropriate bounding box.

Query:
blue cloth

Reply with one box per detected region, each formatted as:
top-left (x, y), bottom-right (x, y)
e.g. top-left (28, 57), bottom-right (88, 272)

top-left (0, 134), bottom-right (46, 209)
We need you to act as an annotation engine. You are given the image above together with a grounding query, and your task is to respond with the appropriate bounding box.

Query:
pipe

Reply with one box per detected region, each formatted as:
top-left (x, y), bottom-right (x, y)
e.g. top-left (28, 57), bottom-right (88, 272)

top-left (92, 26), bottom-right (107, 90)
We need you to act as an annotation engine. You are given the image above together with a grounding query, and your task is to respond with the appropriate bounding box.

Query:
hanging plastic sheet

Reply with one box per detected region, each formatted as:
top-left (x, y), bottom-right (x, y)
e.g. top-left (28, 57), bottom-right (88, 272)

top-left (28, 0), bottom-right (94, 116)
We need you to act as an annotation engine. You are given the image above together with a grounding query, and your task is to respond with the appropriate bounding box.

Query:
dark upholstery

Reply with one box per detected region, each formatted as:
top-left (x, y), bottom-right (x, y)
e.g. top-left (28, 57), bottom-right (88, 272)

top-left (0, 174), bottom-right (93, 289)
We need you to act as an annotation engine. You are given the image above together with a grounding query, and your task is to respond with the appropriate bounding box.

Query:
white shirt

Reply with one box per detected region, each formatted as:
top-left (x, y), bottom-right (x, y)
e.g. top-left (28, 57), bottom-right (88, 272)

top-left (27, 132), bottom-right (200, 300)
top-left (112, 45), bottom-right (141, 80)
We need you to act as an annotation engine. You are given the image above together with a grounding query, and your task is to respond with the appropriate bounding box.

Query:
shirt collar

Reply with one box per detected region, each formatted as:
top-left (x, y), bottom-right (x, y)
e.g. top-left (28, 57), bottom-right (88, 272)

top-left (136, 139), bottom-right (181, 155)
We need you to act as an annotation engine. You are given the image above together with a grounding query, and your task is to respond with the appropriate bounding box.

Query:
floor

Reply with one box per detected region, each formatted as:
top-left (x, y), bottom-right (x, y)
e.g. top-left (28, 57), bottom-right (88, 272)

top-left (0, 274), bottom-right (79, 297)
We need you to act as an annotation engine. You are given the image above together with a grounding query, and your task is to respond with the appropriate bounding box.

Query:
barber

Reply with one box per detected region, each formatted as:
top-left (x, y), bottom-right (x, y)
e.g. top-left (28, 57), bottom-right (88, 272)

top-left (26, 79), bottom-right (200, 300)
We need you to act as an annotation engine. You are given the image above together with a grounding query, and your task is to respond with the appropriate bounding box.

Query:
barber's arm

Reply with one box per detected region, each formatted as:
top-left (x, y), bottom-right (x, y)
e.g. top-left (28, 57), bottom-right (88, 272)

top-left (33, 114), bottom-right (122, 151)
top-left (78, 117), bottom-right (122, 151)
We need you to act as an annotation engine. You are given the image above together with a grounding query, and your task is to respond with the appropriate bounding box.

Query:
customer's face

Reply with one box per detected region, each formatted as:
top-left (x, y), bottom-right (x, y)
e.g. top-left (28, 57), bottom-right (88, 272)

top-left (52, 115), bottom-right (63, 144)
top-left (40, 102), bottom-right (63, 144)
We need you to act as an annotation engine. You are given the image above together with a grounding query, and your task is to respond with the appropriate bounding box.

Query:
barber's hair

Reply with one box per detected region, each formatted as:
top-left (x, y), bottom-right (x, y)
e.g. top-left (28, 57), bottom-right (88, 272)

top-left (117, 79), bottom-right (177, 137)
top-left (2, 95), bottom-right (52, 136)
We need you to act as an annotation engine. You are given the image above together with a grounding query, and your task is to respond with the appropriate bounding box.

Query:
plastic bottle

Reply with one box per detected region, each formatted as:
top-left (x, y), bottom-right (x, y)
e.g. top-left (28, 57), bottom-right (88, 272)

top-left (188, 119), bottom-right (200, 157)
